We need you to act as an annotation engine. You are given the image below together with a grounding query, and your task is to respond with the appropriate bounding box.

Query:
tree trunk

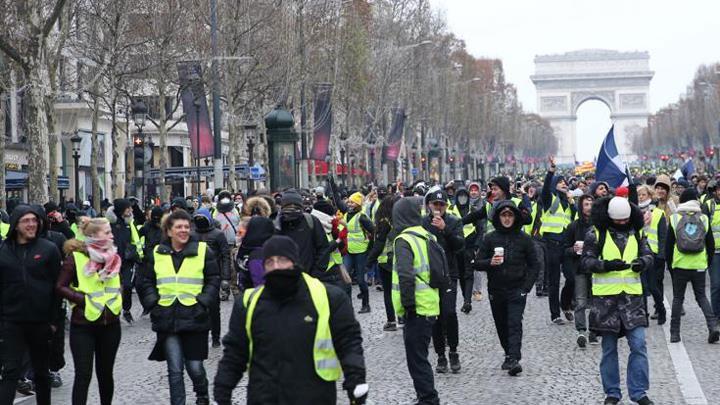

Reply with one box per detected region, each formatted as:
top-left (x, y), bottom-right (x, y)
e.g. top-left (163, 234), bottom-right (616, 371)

top-left (90, 84), bottom-right (101, 212)
top-left (227, 103), bottom-right (239, 192)
top-left (25, 59), bottom-right (51, 204)
top-left (45, 94), bottom-right (59, 202)
top-left (110, 89), bottom-right (123, 199)
top-left (0, 89), bottom-right (6, 210)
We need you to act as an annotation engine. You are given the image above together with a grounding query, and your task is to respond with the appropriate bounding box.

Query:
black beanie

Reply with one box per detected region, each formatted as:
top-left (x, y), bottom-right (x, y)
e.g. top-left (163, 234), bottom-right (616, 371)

top-left (262, 235), bottom-right (299, 264)
top-left (112, 199), bottom-right (131, 215)
top-left (280, 190), bottom-right (303, 208)
top-left (313, 199), bottom-right (336, 217)
top-left (679, 188), bottom-right (698, 203)
top-left (489, 176), bottom-right (511, 198)
top-left (44, 201), bottom-right (59, 213)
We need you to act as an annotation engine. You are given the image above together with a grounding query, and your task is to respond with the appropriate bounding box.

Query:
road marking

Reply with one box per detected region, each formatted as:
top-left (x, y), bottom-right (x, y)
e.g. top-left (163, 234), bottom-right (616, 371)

top-left (662, 296), bottom-right (708, 405)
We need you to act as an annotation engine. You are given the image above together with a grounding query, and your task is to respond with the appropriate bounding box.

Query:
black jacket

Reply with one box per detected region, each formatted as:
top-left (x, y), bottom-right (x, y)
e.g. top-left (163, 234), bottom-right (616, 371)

top-left (366, 217), bottom-right (393, 270)
top-left (138, 240), bottom-right (220, 333)
top-left (139, 221), bottom-right (164, 259)
top-left (475, 200), bottom-right (540, 293)
top-left (563, 197), bottom-right (594, 275)
top-left (0, 205), bottom-right (62, 324)
top-left (275, 213), bottom-right (329, 276)
top-left (392, 197), bottom-right (427, 311)
top-left (213, 273), bottom-right (365, 405)
top-left (193, 217), bottom-right (232, 282)
top-left (665, 201), bottom-right (714, 269)
top-left (110, 213), bottom-right (137, 266)
top-left (422, 210), bottom-right (465, 278)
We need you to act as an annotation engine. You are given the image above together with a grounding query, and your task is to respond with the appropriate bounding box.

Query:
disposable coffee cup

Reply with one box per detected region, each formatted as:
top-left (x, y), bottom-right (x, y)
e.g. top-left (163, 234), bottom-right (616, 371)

top-left (494, 247), bottom-right (504, 264)
top-left (575, 241), bottom-right (584, 255)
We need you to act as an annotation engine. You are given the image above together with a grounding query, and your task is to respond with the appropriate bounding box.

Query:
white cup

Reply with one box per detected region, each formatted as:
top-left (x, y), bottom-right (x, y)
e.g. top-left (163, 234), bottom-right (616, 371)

top-left (494, 247), bottom-right (504, 264)
top-left (575, 241), bottom-right (584, 255)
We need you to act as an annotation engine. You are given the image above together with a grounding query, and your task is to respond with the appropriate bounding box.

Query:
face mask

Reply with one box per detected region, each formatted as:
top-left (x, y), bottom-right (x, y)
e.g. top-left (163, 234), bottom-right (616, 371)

top-left (457, 195), bottom-right (469, 205)
top-left (264, 267), bottom-right (301, 298)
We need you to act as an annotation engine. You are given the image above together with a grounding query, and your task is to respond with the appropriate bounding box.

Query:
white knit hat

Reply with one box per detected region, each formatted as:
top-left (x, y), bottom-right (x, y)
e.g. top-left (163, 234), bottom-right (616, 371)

top-left (608, 197), bottom-right (631, 220)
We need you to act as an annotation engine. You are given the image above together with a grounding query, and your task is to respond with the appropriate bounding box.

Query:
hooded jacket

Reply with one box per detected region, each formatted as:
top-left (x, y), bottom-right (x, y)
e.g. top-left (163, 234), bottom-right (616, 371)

top-left (422, 204), bottom-right (465, 279)
top-left (392, 197), bottom-right (430, 310)
top-left (192, 212), bottom-right (232, 282)
top-left (139, 207), bottom-right (165, 259)
top-left (562, 195), bottom-right (594, 274)
top-left (237, 216), bottom-right (275, 288)
top-left (540, 170), bottom-right (574, 240)
top-left (241, 196), bottom-right (272, 218)
top-left (275, 211), bottom-right (329, 278)
top-left (475, 200), bottom-right (539, 292)
top-left (589, 181), bottom-right (610, 198)
top-left (0, 205), bottom-right (63, 324)
top-left (665, 200), bottom-right (714, 268)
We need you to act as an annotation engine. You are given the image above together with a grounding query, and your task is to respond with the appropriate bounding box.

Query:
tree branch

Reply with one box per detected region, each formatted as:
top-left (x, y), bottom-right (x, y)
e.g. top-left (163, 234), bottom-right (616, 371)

top-left (42, 0), bottom-right (69, 39)
top-left (0, 36), bottom-right (29, 71)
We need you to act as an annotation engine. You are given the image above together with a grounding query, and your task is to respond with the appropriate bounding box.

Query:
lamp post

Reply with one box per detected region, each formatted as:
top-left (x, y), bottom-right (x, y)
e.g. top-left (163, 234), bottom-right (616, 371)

top-left (264, 106), bottom-right (299, 191)
top-left (188, 72), bottom-right (202, 197)
top-left (367, 135), bottom-right (376, 184)
top-left (70, 132), bottom-right (82, 202)
top-left (244, 122), bottom-right (258, 193)
top-left (350, 151), bottom-right (356, 188)
top-left (131, 99), bottom-right (147, 204)
top-left (339, 131), bottom-right (348, 186)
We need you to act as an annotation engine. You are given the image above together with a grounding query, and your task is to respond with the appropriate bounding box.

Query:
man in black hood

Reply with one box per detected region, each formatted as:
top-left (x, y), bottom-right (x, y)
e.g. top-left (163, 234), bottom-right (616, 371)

top-left (44, 201), bottom-right (75, 240)
top-left (0, 205), bottom-right (62, 405)
top-left (140, 207), bottom-right (165, 258)
top-left (475, 200), bottom-right (540, 376)
top-left (454, 187), bottom-right (479, 313)
top-left (108, 198), bottom-right (141, 323)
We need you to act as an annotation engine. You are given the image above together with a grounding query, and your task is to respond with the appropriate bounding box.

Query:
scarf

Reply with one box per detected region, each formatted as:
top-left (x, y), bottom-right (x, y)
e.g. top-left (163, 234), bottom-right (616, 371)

top-left (84, 237), bottom-right (121, 281)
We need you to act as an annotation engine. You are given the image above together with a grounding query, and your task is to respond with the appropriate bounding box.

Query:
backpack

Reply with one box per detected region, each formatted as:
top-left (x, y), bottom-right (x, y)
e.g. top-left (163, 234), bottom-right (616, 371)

top-left (405, 231), bottom-right (451, 289)
top-left (675, 212), bottom-right (706, 254)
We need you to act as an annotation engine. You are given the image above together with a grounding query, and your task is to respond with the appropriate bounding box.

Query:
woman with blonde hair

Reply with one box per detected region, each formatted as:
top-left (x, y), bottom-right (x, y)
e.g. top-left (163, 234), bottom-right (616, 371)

top-left (56, 217), bottom-right (123, 405)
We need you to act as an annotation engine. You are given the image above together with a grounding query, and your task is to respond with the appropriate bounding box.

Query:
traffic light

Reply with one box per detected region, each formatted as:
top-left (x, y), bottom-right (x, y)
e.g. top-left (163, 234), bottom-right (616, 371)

top-left (133, 136), bottom-right (144, 170)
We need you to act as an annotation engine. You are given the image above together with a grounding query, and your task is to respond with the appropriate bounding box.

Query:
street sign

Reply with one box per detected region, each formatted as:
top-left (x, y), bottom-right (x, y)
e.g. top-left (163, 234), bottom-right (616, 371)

top-left (250, 165), bottom-right (263, 180)
top-left (411, 168), bottom-right (419, 176)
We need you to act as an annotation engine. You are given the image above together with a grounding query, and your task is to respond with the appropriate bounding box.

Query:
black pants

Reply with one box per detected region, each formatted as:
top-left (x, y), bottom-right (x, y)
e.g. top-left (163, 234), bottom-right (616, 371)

top-left (670, 269), bottom-right (718, 333)
top-left (50, 301), bottom-right (67, 372)
top-left (379, 264), bottom-right (395, 323)
top-left (458, 251), bottom-right (475, 304)
top-left (642, 257), bottom-right (666, 314)
top-left (489, 288), bottom-right (527, 361)
top-left (403, 315), bottom-right (439, 405)
top-left (432, 279), bottom-right (459, 355)
top-left (544, 238), bottom-right (573, 319)
top-left (120, 264), bottom-right (135, 312)
top-left (0, 322), bottom-right (52, 405)
top-left (70, 323), bottom-right (122, 405)
top-left (533, 240), bottom-right (547, 293)
top-left (210, 295), bottom-right (221, 341)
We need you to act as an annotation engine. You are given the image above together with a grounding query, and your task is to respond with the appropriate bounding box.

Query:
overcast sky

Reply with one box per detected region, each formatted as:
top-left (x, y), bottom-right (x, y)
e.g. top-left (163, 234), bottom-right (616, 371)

top-left (429, 0), bottom-right (720, 160)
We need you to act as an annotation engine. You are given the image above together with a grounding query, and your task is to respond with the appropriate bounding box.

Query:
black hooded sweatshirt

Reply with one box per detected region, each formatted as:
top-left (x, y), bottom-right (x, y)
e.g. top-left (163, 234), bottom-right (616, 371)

top-left (0, 205), bottom-right (63, 324)
top-left (475, 200), bottom-right (540, 293)
top-left (192, 215), bottom-right (231, 281)
top-left (422, 205), bottom-right (465, 279)
top-left (562, 195), bottom-right (594, 275)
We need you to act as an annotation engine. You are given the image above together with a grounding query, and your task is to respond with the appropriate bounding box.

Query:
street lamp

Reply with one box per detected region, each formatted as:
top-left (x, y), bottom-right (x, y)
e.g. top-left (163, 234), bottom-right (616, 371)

top-left (339, 131), bottom-right (348, 186)
top-left (131, 99), bottom-right (148, 204)
top-left (70, 132), bottom-right (82, 202)
top-left (349, 151), bottom-right (356, 188)
top-left (244, 122), bottom-right (258, 193)
top-left (367, 135), bottom-right (376, 184)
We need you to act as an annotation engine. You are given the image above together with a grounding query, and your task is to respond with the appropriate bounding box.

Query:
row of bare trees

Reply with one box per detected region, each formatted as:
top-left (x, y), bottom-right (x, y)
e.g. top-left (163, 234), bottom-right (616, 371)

top-left (0, 0), bottom-right (555, 204)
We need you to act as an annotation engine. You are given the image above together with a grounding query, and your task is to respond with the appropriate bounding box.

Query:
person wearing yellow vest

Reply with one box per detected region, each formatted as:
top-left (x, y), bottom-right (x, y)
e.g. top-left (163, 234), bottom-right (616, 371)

top-left (213, 235), bottom-right (367, 405)
top-left (311, 199), bottom-right (352, 298)
top-left (56, 218), bottom-right (122, 405)
top-left (0, 220), bottom-right (9, 239)
top-left (666, 189), bottom-right (720, 344)
top-left (342, 192), bottom-right (375, 314)
top-left (637, 185), bottom-right (668, 325)
top-left (107, 198), bottom-right (142, 324)
top-left (391, 197), bottom-right (441, 405)
top-left (701, 181), bottom-right (720, 324)
top-left (541, 157), bottom-right (575, 324)
top-left (138, 210), bottom-right (220, 405)
top-left (581, 196), bottom-right (655, 405)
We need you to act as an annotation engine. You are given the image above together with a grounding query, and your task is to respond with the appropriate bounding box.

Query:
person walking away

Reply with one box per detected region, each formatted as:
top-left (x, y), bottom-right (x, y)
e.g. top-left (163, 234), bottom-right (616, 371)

top-left (423, 190), bottom-right (465, 374)
top-left (392, 197), bottom-right (441, 405)
top-left (56, 218), bottom-right (122, 405)
top-left (107, 199), bottom-right (142, 324)
top-left (311, 199), bottom-right (352, 297)
top-left (236, 217), bottom-right (275, 289)
top-left (453, 187), bottom-right (478, 314)
top-left (702, 181), bottom-right (720, 321)
top-left (666, 189), bottom-right (720, 343)
top-left (475, 200), bottom-right (540, 376)
top-left (540, 156), bottom-right (575, 324)
top-left (213, 235), bottom-right (367, 405)
top-left (562, 194), bottom-right (597, 347)
top-left (0, 205), bottom-right (63, 405)
top-left (192, 208), bottom-right (231, 348)
top-left (366, 195), bottom-right (401, 331)
top-left (582, 196), bottom-right (654, 405)
top-left (138, 210), bottom-right (220, 405)
top-left (213, 190), bottom-right (241, 298)
top-left (342, 192), bottom-right (375, 313)
top-left (637, 185), bottom-right (667, 324)
top-left (139, 207), bottom-right (165, 260)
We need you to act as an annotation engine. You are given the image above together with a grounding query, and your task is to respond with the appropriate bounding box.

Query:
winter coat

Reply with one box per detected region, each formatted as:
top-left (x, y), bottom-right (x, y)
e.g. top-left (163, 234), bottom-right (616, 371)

top-left (237, 217), bottom-right (275, 288)
top-left (213, 271), bottom-right (365, 405)
top-left (241, 196), bottom-right (272, 218)
top-left (108, 208), bottom-right (138, 267)
top-left (310, 209), bottom-right (346, 281)
top-left (192, 218), bottom-right (232, 282)
top-left (581, 196), bottom-right (653, 334)
top-left (0, 205), bottom-right (63, 325)
top-left (214, 203), bottom-right (241, 246)
top-left (562, 196), bottom-right (594, 275)
top-left (422, 210), bottom-right (465, 279)
top-left (475, 200), bottom-right (540, 293)
top-left (540, 170), bottom-right (575, 241)
top-left (274, 212), bottom-right (329, 276)
top-left (138, 240), bottom-right (220, 334)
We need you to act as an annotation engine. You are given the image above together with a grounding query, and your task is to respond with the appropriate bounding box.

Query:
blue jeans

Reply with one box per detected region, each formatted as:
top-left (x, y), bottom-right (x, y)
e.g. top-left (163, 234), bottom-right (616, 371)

top-left (344, 253), bottom-right (368, 307)
top-left (600, 327), bottom-right (649, 401)
top-left (710, 253), bottom-right (720, 318)
top-left (164, 334), bottom-right (208, 405)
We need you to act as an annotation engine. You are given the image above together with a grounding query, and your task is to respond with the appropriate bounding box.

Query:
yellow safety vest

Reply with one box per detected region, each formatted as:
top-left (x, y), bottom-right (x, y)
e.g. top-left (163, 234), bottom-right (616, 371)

top-left (325, 233), bottom-right (343, 271)
top-left (704, 199), bottom-right (720, 250)
top-left (485, 197), bottom-right (522, 235)
top-left (377, 219), bottom-right (392, 265)
top-left (345, 212), bottom-right (369, 254)
top-left (540, 195), bottom-right (571, 235)
top-left (523, 201), bottom-right (538, 235)
top-left (592, 229), bottom-right (642, 296)
top-left (447, 202), bottom-right (461, 218)
top-left (129, 219), bottom-right (143, 259)
top-left (71, 252), bottom-right (122, 321)
top-left (391, 226), bottom-right (440, 317)
top-left (243, 273), bottom-right (342, 381)
top-left (642, 208), bottom-right (664, 254)
top-left (670, 213), bottom-right (710, 270)
top-left (0, 222), bottom-right (9, 239)
top-left (70, 223), bottom-right (86, 241)
top-left (153, 242), bottom-right (207, 306)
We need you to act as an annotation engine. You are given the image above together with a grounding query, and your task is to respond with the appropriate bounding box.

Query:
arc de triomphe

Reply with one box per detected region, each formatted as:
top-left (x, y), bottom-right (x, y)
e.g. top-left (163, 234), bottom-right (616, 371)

top-left (531, 49), bottom-right (654, 162)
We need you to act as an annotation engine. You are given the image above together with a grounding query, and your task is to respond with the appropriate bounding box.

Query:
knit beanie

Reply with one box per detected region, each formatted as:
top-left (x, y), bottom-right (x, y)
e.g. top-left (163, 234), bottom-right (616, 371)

top-left (280, 190), bottom-right (303, 208)
top-left (262, 235), bottom-right (299, 264)
top-left (608, 197), bottom-right (631, 220)
top-left (679, 188), bottom-right (698, 203)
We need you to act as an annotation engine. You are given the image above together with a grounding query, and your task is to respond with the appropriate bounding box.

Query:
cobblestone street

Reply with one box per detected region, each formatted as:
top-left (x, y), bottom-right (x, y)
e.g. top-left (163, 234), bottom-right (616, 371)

top-left (16, 277), bottom-right (720, 404)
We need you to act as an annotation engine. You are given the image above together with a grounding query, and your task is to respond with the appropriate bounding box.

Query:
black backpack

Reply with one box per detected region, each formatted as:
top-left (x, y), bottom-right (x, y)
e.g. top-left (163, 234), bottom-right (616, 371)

top-left (405, 231), bottom-right (451, 289)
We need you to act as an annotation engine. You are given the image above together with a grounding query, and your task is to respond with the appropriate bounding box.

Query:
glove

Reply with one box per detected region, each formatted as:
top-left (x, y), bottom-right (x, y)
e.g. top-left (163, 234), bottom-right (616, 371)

top-left (347, 383), bottom-right (369, 405)
top-left (631, 259), bottom-right (643, 273)
top-left (603, 259), bottom-right (629, 272)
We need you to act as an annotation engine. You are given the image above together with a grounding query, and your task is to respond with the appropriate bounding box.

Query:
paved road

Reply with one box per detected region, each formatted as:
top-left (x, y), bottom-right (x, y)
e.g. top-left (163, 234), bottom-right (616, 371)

top-left (15, 276), bottom-right (720, 404)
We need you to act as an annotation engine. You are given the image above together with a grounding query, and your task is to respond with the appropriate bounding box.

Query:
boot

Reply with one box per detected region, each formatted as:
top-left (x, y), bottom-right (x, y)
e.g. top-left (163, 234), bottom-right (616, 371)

top-left (657, 308), bottom-right (667, 325)
top-left (123, 310), bottom-right (134, 325)
top-left (588, 331), bottom-right (599, 344)
top-left (435, 356), bottom-right (449, 373)
top-left (708, 327), bottom-right (720, 344)
top-left (382, 322), bottom-right (397, 331)
top-left (670, 330), bottom-right (681, 343)
top-left (358, 305), bottom-right (371, 314)
top-left (501, 355), bottom-right (512, 370)
top-left (603, 397), bottom-right (620, 405)
top-left (507, 359), bottom-right (522, 376)
top-left (196, 397), bottom-right (210, 405)
top-left (449, 352), bottom-right (461, 373)
top-left (650, 311), bottom-right (659, 320)
top-left (636, 396), bottom-right (655, 405)
top-left (460, 303), bottom-right (472, 314)
top-left (212, 337), bottom-right (221, 348)
top-left (49, 371), bottom-right (63, 388)
top-left (576, 332), bottom-right (587, 348)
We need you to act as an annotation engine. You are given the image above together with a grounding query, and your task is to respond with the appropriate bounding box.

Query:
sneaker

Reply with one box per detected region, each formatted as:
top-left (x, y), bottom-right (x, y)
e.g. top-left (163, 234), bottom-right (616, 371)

top-left (563, 310), bottom-right (574, 322)
top-left (650, 311), bottom-right (659, 320)
top-left (141, 308), bottom-right (150, 317)
top-left (196, 396), bottom-right (210, 405)
top-left (356, 293), bottom-right (362, 299)
top-left (398, 316), bottom-right (405, 325)
top-left (358, 306), bottom-right (371, 314)
top-left (49, 371), bottom-right (62, 388)
top-left (212, 338), bottom-right (221, 348)
top-left (589, 331), bottom-right (599, 344)
top-left (472, 291), bottom-right (483, 301)
top-left (507, 359), bottom-right (522, 376)
top-left (670, 331), bottom-right (681, 343)
top-left (375, 285), bottom-right (383, 292)
top-left (552, 317), bottom-right (565, 325)
top-left (16, 378), bottom-right (34, 396)
top-left (460, 303), bottom-right (472, 314)
top-left (636, 396), bottom-right (655, 405)
top-left (449, 352), bottom-right (461, 373)
top-left (383, 322), bottom-right (397, 331)
top-left (123, 310), bottom-right (134, 324)
top-left (576, 333), bottom-right (587, 348)
top-left (501, 355), bottom-right (512, 370)
top-left (603, 397), bottom-right (619, 405)
top-left (708, 328), bottom-right (720, 344)
top-left (657, 309), bottom-right (666, 326)
top-left (681, 306), bottom-right (686, 316)
top-left (435, 356), bottom-right (449, 374)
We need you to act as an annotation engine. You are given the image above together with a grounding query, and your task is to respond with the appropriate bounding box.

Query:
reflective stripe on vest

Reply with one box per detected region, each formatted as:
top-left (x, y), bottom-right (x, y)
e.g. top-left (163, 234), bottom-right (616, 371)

top-left (447, 203), bottom-right (461, 218)
top-left (642, 208), bottom-right (664, 254)
top-left (485, 201), bottom-right (495, 234)
top-left (345, 213), bottom-right (369, 254)
top-left (704, 199), bottom-right (720, 250)
top-left (243, 273), bottom-right (342, 381)
top-left (325, 234), bottom-right (343, 271)
top-left (540, 195), bottom-right (571, 235)
top-left (592, 229), bottom-right (642, 296)
top-left (129, 219), bottom-right (143, 259)
top-left (72, 252), bottom-right (122, 321)
top-left (523, 202), bottom-right (538, 235)
top-left (391, 226), bottom-right (440, 317)
top-left (670, 213), bottom-right (709, 270)
top-left (153, 242), bottom-right (207, 306)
